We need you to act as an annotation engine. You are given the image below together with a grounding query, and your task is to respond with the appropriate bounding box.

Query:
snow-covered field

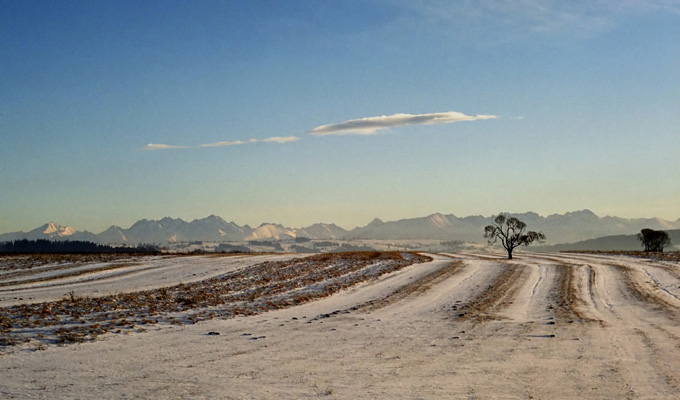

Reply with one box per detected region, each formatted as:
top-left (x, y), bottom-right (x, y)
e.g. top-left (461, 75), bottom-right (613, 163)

top-left (2, 251), bottom-right (680, 398)
top-left (0, 254), bottom-right (303, 306)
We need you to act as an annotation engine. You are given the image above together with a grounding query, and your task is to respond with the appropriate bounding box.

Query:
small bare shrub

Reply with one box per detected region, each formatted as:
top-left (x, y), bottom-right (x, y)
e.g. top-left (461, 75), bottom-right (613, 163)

top-left (0, 315), bottom-right (12, 333)
top-left (65, 290), bottom-right (79, 303)
top-left (0, 334), bottom-right (21, 346)
top-left (55, 330), bottom-right (85, 345)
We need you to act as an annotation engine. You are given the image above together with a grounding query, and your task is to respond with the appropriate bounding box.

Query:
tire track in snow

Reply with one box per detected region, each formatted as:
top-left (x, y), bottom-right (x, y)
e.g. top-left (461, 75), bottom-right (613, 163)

top-left (607, 262), bottom-right (680, 320)
top-left (579, 258), bottom-right (680, 395)
top-left (453, 262), bottom-right (527, 323)
top-left (357, 260), bottom-right (466, 312)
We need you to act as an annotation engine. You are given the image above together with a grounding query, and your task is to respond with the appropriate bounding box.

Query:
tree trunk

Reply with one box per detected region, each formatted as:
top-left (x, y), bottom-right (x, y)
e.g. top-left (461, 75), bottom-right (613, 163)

top-left (507, 249), bottom-right (513, 260)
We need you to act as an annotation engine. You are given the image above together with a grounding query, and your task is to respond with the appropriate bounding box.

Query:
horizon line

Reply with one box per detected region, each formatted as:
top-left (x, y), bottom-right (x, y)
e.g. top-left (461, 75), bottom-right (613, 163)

top-left (2, 209), bottom-right (679, 236)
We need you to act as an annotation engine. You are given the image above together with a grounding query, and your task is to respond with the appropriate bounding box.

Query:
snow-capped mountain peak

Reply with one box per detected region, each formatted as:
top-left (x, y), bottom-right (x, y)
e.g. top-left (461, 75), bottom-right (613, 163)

top-left (2, 211), bottom-right (680, 246)
top-left (42, 222), bottom-right (76, 237)
top-left (246, 224), bottom-right (296, 240)
top-left (428, 213), bottom-right (451, 228)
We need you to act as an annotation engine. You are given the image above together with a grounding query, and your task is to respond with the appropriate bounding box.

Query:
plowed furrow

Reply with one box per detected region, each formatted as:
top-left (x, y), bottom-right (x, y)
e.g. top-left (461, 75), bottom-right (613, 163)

top-left (0, 263), bottom-right (144, 289)
top-left (608, 263), bottom-right (680, 320)
top-left (358, 260), bottom-right (465, 311)
top-left (454, 263), bottom-right (526, 323)
top-left (555, 263), bottom-right (600, 323)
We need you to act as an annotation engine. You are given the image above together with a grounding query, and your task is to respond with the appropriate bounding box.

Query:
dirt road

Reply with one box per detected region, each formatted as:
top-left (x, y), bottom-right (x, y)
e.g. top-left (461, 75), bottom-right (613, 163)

top-left (2, 252), bottom-right (680, 399)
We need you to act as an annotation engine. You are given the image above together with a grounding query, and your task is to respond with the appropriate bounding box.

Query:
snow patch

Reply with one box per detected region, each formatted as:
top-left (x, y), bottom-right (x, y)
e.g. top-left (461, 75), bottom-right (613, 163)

top-left (42, 222), bottom-right (76, 237)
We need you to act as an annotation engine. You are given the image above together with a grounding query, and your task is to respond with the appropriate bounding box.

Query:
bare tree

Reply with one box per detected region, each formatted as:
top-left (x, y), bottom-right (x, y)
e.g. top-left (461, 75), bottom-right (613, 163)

top-left (484, 214), bottom-right (545, 259)
top-left (637, 228), bottom-right (671, 252)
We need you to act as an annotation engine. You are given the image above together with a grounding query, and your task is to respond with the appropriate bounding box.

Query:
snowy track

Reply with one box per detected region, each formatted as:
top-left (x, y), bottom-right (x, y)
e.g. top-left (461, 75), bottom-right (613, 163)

top-left (2, 251), bottom-right (680, 399)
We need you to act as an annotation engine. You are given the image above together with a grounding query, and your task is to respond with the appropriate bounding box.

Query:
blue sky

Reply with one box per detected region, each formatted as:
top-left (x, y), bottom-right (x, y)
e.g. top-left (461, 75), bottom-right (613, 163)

top-left (2, 0), bottom-right (679, 233)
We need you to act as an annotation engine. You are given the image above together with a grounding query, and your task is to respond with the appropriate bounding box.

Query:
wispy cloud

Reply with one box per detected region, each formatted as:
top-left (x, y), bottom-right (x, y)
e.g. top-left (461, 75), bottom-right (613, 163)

top-left (392, 0), bottom-right (680, 43)
top-left (201, 136), bottom-right (300, 147)
top-left (144, 111), bottom-right (495, 150)
top-left (260, 136), bottom-right (301, 144)
top-left (142, 143), bottom-right (191, 150)
top-left (308, 112), bottom-right (497, 136)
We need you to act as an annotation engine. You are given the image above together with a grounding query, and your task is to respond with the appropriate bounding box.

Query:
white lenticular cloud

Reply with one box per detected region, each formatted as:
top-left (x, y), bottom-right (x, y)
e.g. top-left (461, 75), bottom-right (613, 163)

top-left (308, 112), bottom-right (497, 136)
top-left (144, 112), bottom-right (493, 151)
top-left (260, 136), bottom-right (301, 144)
top-left (142, 143), bottom-right (190, 150)
top-left (201, 136), bottom-right (300, 147)
top-left (201, 139), bottom-right (250, 147)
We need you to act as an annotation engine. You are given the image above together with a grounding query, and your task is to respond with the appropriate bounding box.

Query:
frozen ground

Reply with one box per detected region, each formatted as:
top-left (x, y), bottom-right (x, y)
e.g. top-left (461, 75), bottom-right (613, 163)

top-left (0, 254), bottom-right (302, 306)
top-left (2, 251), bottom-right (680, 398)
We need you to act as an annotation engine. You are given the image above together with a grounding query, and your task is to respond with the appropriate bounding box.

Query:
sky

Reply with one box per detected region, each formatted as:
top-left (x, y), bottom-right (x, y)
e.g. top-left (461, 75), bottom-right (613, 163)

top-left (1, 0), bottom-right (679, 234)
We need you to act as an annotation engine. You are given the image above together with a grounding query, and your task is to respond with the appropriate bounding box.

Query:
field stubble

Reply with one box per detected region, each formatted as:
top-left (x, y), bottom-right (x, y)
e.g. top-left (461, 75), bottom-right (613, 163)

top-left (0, 251), bottom-right (430, 350)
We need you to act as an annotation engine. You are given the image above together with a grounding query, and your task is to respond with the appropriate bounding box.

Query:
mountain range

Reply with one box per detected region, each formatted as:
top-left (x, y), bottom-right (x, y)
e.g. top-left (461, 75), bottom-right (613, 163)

top-left (1, 210), bottom-right (679, 247)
